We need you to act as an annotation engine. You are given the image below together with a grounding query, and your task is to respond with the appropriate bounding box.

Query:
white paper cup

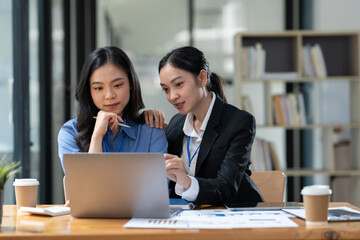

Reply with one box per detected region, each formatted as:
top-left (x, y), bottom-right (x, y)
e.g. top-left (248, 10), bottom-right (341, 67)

top-left (301, 185), bottom-right (332, 225)
top-left (13, 179), bottom-right (40, 210)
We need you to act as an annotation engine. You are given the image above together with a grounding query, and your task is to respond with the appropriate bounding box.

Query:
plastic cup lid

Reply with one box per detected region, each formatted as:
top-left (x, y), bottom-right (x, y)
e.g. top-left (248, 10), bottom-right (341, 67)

top-left (13, 178), bottom-right (40, 186)
top-left (301, 185), bottom-right (332, 196)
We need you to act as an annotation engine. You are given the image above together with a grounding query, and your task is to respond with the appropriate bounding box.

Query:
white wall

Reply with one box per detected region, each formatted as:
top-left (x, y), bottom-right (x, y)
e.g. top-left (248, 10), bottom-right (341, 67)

top-left (313, 0), bottom-right (360, 31)
top-left (245, 0), bottom-right (284, 31)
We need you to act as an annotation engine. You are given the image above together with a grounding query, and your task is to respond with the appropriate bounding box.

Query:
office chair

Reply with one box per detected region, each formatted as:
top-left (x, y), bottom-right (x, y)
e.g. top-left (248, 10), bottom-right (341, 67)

top-left (250, 171), bottom-right (285, 202)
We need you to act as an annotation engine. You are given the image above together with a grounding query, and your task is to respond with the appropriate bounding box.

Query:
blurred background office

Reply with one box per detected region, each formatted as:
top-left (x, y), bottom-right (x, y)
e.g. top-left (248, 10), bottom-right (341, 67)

top-left (1, 0), bottom-right (360, 205)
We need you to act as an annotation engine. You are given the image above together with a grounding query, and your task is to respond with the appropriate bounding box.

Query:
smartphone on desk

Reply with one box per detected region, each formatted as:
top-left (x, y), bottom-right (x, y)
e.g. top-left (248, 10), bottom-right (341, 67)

top-left (226, 202), bottom-right (303, 211)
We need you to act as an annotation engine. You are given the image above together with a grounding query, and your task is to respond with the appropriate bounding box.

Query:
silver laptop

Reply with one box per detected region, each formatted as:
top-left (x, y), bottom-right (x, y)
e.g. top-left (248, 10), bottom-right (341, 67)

top-left (64, 153), bottom-right (175, 218)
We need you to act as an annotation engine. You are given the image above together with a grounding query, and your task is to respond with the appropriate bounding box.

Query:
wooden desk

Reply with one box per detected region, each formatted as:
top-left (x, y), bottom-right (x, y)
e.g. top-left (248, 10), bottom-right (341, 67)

top-left (1, 202), bottom-right (359, 240)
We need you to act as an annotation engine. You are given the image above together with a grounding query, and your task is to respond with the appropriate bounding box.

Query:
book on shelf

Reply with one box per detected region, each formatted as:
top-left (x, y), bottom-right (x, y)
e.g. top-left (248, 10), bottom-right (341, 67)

top-left (282, 95), bottom-right (293, 126)
top-left (302, 43), bottom-right (327, 78)
top-left (241, 46), bottom-right (249, 79)
top-left (272, 93), bottom-right (307, 126)
top-left (255, 43), bottom-right (266, 79)
top-left (288, 93), bottom-right (300, 125)
top-left (314, 43), bottom-right (327, 77)
top-left (242, 44), bottom-right (300, 80)
top-left (251, 138), bottom-right (281, 171)
top-left (272, 95), bottom-right (285, 126)
top-left (241, 46), bottom-right (256, 79)
top-left (241, 43), bottom-right (266, 79)
top-left (249, 46), bottom-right (257, 79)
top-left (310, 43), bottom-right (327, 78)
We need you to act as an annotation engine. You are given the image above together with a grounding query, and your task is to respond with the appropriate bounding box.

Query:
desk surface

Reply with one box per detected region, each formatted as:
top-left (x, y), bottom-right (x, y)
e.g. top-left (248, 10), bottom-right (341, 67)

top-left (1, 202), bottom-right (359, 240)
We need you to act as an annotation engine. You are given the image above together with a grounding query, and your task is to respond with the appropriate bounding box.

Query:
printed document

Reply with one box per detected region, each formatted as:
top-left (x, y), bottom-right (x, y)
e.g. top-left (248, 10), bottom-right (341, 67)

top-left (124, 209), bottom-right (298, 229)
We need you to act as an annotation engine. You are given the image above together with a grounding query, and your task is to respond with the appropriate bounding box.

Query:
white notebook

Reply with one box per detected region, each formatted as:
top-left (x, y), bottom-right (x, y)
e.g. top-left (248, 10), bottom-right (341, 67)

top-left (20, 206), bottom-right (70, 217)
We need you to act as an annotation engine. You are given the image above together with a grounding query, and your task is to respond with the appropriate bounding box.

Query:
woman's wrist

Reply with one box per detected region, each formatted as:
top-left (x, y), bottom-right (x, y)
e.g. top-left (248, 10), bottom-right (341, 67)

top-left (184, 176), bottom-right (192, 190)
top-left (89, 132), bottom-right (104, 152)
top-left (91, 131), bottom-right (104, 141)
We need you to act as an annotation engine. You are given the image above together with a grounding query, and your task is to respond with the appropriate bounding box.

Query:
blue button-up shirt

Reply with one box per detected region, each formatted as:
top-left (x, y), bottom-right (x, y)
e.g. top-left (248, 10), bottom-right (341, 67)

top-left (58, 117), bottom-right (168, 173)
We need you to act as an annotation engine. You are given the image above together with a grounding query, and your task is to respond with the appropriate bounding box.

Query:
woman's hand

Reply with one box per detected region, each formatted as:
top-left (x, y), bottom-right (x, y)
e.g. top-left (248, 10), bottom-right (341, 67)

top-left (143, 109), bottom-right (167, 129)
top-left (93, 111), bottom-right (123, 137)
top-left (164, 153), bottom-right (191, 189)
top-left (89, 111), bottom-right (124, 152)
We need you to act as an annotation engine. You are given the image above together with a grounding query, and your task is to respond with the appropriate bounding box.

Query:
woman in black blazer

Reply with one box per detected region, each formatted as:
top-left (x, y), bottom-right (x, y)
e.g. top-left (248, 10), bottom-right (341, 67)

top-left (158, 46), bottom-right (263, 205)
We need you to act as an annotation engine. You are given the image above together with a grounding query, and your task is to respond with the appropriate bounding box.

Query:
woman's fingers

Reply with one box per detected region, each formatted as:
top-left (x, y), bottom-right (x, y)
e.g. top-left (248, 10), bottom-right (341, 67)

top-left (165, 159), bottom-right (179, 169)
top-left (143, 109), bottom-right (166, 129)
top-left (96, 111), bottom-right (122, 131)
top-left (143, 110), bottom-right (154, 127)
top-left (108, 117), bottom-right (119, 130)
top-left (154, 110), bottom-right (164, 129)
top-left (117, 115), bottom-right (124, 124)
top-left (164, 155), bottom-right (188, 187)
top-left (166, 166), bottom-right (191, 189)
top-left (164, 153), bottom-right (178, 160)
top-left (166, 173), bottom-right (177, 182)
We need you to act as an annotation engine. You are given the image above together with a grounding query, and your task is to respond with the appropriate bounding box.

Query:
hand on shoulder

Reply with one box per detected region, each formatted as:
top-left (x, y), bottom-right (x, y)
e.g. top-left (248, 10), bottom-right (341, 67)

top-left (143, 109), bottom-right (167, 129)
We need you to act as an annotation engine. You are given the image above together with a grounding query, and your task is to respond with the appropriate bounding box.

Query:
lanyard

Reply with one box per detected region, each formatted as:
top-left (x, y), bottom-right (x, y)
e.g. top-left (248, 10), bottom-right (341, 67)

top-left (103, 134), bottom-right (126, 152)
top-left (187, 136), bottom-right (201, 168)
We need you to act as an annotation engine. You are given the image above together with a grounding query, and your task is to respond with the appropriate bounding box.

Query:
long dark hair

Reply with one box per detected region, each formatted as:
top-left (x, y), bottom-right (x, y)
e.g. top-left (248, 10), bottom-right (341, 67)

top-left (158, 46), bottom-right (227, 103)
top-left (75, 46), bottom-right (144, 152)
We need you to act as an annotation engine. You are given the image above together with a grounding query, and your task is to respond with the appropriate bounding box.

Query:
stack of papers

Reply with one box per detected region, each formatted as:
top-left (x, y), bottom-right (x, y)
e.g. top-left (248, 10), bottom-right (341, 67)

top-left (283, 206), bottom-right (360, 222)
top-left (124, 209), bottom-right (298, 229)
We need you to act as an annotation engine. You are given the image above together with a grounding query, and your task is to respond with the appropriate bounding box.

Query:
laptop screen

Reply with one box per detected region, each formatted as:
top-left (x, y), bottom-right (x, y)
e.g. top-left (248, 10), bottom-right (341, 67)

top-left (64, 153), bottom-right (171, 218)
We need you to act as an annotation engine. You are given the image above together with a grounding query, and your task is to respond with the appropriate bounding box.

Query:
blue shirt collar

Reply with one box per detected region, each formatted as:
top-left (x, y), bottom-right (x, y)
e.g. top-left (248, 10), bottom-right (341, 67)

top-left (119, 117), bottom-right (137, 140)
top-left (104, 116), bottom-right (138, 141)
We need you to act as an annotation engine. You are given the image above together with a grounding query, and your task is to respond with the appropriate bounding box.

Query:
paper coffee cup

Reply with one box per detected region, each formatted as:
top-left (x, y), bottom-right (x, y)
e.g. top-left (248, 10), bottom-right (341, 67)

top-left (301, 185), bottom-right (332, 225)
top-left (13, 179), bottom-right (40, 210)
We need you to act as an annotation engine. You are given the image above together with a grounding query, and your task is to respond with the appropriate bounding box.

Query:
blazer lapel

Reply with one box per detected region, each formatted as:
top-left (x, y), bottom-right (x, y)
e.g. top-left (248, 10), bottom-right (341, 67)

top-left (195, 96), bottom-right (223, 175)
top-left (172, 117), bottom-right (186, 157)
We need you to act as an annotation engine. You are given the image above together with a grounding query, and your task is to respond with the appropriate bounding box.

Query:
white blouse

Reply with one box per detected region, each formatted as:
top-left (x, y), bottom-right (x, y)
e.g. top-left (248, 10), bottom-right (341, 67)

top-left (175, 92), bottom-right (216, 201)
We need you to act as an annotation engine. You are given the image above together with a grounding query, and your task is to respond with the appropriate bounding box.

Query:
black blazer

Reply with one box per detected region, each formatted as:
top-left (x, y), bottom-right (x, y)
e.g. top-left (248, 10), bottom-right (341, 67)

top-left (166, 95), bottom-right (263, 205)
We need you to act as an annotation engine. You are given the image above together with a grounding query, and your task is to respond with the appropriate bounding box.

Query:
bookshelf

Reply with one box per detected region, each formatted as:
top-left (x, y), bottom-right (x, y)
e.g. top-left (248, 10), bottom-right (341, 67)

top-left (234, 31), bottom-right (360, 205)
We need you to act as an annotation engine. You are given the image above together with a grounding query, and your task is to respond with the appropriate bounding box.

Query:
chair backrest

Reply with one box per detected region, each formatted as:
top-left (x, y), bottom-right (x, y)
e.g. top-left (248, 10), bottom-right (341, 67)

top-left (250, 171), bottom-right (285, 202)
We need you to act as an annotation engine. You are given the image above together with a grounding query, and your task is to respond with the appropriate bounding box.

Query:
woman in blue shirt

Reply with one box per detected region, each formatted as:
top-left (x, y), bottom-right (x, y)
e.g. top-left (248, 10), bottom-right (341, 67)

top-left (58, 46), bottom-right (167, 173)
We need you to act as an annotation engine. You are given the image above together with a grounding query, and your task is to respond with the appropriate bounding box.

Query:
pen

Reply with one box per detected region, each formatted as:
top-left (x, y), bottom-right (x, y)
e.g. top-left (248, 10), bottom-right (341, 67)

top-left (93, 116), bottom-right (131, 128)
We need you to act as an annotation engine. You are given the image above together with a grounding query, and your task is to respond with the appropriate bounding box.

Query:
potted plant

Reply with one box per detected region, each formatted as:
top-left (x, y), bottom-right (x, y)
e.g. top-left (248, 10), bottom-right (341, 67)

top-left (0, 154), bottom-right (21, 224)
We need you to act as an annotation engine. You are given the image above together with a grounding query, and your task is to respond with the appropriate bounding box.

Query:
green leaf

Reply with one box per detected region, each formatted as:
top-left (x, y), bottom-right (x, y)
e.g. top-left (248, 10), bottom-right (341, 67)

top-left (0, 154), bottom-right (21, 189)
